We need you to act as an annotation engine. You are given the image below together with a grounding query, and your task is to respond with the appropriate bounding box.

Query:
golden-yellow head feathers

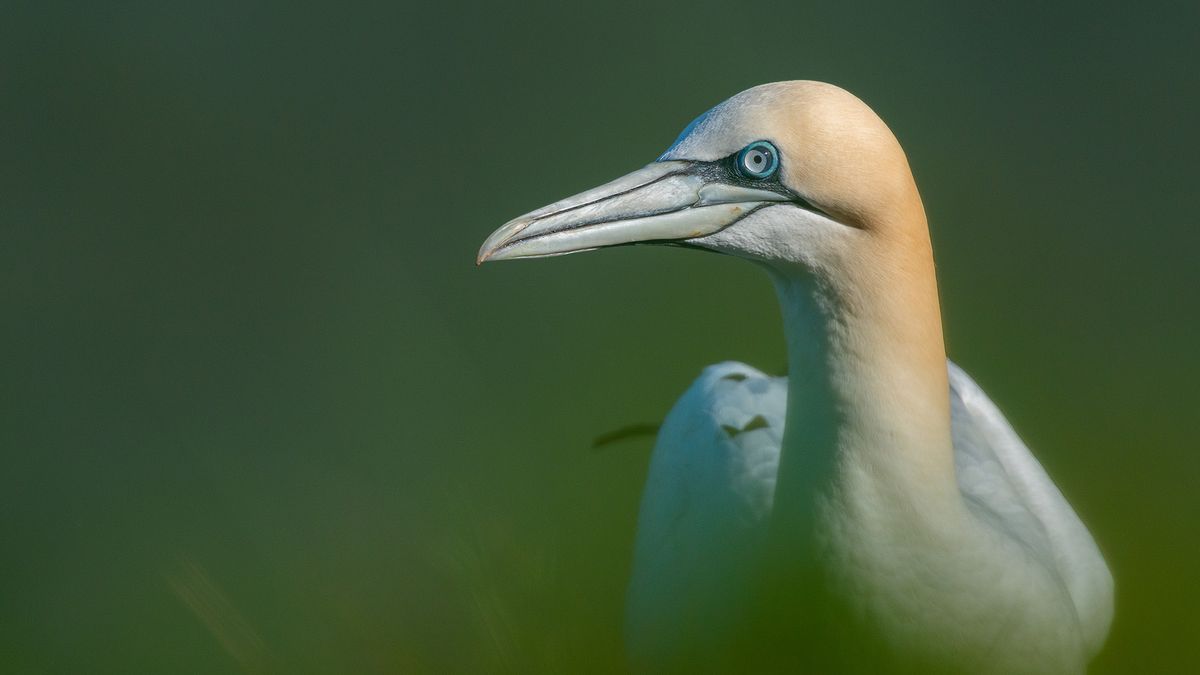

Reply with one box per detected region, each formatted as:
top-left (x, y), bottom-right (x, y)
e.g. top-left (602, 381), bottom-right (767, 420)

top-left (662, 81), bottom-right (923, 234)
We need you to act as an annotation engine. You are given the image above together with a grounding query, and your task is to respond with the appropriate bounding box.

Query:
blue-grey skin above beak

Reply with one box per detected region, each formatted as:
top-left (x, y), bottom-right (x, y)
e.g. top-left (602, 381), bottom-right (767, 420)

top-left (476, 161), bottom-right (789, 264)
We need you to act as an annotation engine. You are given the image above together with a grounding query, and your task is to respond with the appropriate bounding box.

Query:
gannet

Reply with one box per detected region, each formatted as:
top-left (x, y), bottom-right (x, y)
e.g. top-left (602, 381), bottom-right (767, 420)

top-left (477, 81), bottom-right (1112, 673)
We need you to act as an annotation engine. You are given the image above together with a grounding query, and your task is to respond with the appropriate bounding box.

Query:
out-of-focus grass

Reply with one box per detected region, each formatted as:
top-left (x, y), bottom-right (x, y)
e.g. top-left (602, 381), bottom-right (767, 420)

top-left (167, 560), bottom-right (275, 674)
top-left (428, 500), bottom-right (618, 673)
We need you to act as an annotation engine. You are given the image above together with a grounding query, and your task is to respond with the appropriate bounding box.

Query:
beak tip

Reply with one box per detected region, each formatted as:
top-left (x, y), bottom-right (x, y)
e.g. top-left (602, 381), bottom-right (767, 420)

top-left (478, 218), bottom-right (529, 266)
top-left (476, 244), bottom-right (499, 266)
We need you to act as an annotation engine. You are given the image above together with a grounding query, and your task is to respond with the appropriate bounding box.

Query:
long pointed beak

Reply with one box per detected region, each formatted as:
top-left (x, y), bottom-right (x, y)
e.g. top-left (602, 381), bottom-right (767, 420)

top-left (477, 161), bottom-right (788, 264)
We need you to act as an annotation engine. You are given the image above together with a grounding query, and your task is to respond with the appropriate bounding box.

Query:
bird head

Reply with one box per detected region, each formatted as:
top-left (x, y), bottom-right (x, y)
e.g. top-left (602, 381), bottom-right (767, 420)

top-left (477, 81), bottom-right (928, 282)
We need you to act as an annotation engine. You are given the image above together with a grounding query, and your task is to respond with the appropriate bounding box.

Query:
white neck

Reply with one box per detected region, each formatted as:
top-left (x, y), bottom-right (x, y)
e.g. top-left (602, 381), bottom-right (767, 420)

top-left (765, 264), bottom-right (962, 553)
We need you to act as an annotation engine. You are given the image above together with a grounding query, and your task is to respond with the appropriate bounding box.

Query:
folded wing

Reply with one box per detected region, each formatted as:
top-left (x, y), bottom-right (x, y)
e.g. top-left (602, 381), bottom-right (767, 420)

top-left (948, 361), bottom-right (1114, 658)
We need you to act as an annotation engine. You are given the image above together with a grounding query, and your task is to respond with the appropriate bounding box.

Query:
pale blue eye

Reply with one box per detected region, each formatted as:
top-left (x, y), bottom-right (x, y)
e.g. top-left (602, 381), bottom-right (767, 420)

top-left (736, 141), bottom-right (779, 179)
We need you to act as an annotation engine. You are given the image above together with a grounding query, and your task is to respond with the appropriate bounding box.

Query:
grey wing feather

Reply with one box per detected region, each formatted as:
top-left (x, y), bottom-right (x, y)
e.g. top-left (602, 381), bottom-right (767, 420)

top-left (625, 361), bottom-right (786, 664)
top-left (948, 360), bottom-right (1113, 658)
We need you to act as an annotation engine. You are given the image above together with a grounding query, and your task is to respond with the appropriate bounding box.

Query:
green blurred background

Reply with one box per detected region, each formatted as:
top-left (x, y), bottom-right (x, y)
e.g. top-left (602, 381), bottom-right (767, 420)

top-left (3, 1), bottom-right (1197, 672)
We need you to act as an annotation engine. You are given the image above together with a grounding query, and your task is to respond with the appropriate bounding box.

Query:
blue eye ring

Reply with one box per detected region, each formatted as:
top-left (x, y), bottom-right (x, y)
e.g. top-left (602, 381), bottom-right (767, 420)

top-left (735, 141), bottom-right (779, 180)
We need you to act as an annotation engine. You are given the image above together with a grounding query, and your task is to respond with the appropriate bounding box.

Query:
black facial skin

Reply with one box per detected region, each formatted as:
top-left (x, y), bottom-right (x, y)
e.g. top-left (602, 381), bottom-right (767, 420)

top-left (689, 148), bottom-right (829, 220)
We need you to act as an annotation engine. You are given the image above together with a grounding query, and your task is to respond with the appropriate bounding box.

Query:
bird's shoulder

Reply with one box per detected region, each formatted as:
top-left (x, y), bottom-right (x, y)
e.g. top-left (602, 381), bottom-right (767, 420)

top-left (632, 361), bottom-right (786, 552)
top-left (648, 361), bottom-right (787, 512)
